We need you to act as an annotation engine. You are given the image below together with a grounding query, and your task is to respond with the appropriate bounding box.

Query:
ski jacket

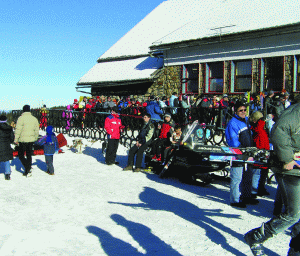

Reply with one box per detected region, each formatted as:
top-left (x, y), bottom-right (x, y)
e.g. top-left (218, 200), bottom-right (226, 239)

top-left (104, 113), bottom-right (122, 139)
top-left (0, 122), bottom-right (14, 162)
top-left (145, 101), bottom-right (163, 121)
top-left (14, 112), bottom-right (39, 143)
top-left (36, 135), bottom-right (59, 155)
top-left (138, 121), bottom-right (155, 145)
top-left (271, 103), bottom-right (300, 165)
top-left (251, 119), bottom-right (270, 150)
top-left (159, 120), bottom-right (175, 139)
top-left (225, 114), bottom-right (253, 148)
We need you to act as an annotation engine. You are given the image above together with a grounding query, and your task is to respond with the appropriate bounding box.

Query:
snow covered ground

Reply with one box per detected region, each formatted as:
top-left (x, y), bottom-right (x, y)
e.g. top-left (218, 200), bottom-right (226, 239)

top-left (0, 134), bottom-right (290, 255)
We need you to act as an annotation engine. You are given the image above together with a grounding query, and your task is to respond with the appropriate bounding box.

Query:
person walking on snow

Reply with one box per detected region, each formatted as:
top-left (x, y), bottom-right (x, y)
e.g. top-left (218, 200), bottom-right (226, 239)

top-left (35, 126), bottom-right (59, 175)
top-left (104, 106), bottom-right (123, 165)
top-left (14, 105), bottom-right (39, 177)
top-left (0, 115), bottom-right (14, 180)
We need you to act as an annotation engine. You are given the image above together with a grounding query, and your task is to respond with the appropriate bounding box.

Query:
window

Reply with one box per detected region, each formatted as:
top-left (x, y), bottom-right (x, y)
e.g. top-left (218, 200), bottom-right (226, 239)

top-left (264, 57), bottom-right (284, 91)
top-left (208, 62), bottom-right (223, 92)
top-left (297, 57), bottom-right (300, 91)
top-left (235, 61), bottom-right (252, 92)
top-left (182, 64), bottom-right (199, 93)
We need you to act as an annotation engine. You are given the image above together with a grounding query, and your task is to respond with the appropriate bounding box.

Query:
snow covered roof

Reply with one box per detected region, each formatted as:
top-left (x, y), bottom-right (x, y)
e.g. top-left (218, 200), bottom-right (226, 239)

top-left (77, 56), bottom-right (163, 85)
top-left (99, 0), bottom-right (300, 61)
top-left (151, 0), bottom-right (300, 47)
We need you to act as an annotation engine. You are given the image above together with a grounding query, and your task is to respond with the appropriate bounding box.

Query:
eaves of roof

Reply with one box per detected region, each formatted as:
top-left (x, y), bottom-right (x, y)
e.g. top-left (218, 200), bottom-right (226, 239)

top-left (149, 22), bottom-right (300, 52)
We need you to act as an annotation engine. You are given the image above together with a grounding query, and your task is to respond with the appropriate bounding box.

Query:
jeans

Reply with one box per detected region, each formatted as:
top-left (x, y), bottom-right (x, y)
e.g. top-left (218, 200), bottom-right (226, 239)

top-left (252, 169), bottom-right (261, 195)
top-left (230, 165), bottom-right (254, 203)
top-left (0, 161), bottom-right (11, 175)
top-left (45, 155), bottom-right (54, 174)
top-left (264, 172), bottom-right (300, 236)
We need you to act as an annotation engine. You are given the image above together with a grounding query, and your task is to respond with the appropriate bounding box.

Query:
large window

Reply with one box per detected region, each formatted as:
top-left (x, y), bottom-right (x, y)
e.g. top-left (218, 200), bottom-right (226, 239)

top-left (264, 57), bottom-right (284, 91)
top-left (235, 61), bottom-right (252, 92)
top-left (208, 62), bottom-right (223, 92)
top-left (182, 64), bottom-right (199, 93)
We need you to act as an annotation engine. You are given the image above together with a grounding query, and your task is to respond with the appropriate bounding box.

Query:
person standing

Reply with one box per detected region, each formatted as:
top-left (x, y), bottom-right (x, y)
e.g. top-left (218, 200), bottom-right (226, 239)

top-left (104, 106), bottom-right (122, 165)
top-left (35, 126), bottom-right (59, 175)
top-left (14, 105), bottom-right (39, 176)
top-left (0, 115), bottom-right (14, 180)
top-left (225, 102), bottom-right (259, 208)
top-left (123, 113), bottom-right (155, 172)
top-left (244, 103), bottom-right (300, 256)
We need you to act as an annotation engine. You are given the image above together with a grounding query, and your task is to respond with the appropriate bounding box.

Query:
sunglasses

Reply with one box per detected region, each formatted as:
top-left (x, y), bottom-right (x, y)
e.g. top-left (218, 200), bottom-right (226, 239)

top-left (238, 109), bottom-right (247, 112)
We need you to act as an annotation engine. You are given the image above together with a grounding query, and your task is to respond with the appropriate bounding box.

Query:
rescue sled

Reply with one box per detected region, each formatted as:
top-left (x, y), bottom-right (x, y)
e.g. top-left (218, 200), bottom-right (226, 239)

top-left (13, 133), bottom-right (67, 157)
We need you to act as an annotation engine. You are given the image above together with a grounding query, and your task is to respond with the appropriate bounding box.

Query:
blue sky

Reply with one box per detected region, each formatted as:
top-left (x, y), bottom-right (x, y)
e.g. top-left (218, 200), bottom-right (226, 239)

top-left (0, 0), bottom-right (164, 110)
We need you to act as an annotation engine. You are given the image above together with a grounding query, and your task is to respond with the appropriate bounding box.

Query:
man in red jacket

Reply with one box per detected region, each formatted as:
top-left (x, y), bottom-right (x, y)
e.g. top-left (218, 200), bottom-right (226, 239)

top-left (104, 106), bottom-right (122, 165)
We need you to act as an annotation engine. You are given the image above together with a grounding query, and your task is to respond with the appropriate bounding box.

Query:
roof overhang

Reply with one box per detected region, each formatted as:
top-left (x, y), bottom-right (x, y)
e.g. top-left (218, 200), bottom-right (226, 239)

top-left (77, 56), bottom-right (163, 88)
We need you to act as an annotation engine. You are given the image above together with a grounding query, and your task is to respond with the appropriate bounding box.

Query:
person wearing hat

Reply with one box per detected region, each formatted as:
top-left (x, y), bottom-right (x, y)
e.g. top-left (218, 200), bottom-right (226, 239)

top-left (0, 115), bottom-right (15, 180)
top-left (14, 105), bottom-right (39, 176)
top-left (250, 111), bottom-right (270, 198)
top-left (35, 126), bottom-right (59, 175)
top-left (104, 106), bottom-right (123, 165)
top-left (151, 113), bottom-right (175, 162)
top-left (225, 101), bottom-right (259, 208)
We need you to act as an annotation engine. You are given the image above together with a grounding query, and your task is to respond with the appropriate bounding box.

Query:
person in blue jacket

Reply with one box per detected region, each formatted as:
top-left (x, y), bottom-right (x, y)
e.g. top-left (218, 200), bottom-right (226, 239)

top-left (36, 126), bottom-right (59, 175)
top-left (225, 102), bottom-right (259, 208)
top-left (145, 95), bottom-right (163, 122)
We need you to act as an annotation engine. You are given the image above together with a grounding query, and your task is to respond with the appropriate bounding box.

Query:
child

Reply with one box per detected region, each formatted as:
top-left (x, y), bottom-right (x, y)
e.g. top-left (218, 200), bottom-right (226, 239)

top-left (163, 125), bottom-right (183, 164)
top-left (36, 126), bottom-right (59, 175)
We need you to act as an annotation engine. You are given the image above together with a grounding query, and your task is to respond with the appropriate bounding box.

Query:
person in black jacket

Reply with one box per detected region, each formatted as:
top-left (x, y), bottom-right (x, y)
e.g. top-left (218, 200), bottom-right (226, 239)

top-left (0, 115), bottom-right (15, 180)
top-left (123, 114), bottom-right (155, 172)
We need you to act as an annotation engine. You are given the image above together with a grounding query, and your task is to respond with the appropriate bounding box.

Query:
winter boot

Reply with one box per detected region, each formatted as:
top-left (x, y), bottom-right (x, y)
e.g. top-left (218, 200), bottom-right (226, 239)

top-left (289, 233), bottom-right (300, 255)
top-left (5, 174), bottom-right (10, 180)
top-left (244, 223), bottom-right (273, 256)
top-left (123, 165), bottom-right (133, 171)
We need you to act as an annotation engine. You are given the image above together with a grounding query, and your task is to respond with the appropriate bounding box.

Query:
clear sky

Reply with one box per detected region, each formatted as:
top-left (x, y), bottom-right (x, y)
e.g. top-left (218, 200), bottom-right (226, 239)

top-left (0, 0), bottom-right (164, 110)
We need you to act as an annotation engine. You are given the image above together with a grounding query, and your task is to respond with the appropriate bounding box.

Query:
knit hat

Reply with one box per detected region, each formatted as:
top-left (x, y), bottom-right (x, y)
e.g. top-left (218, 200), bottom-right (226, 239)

top-left (74, 99), bottom-right (78, 103)
top-left (23, 105), bottom-right (30, 112)
top-left (234, 101), bottom-right (247, 112)
top-left (223, 94), bottom-right (228, 98)
top-left (164, 113), bottom-right (171, 118)
top-left (250, 111), bottom-right (263, 123)
top-left (46, 126), bottom-right (55, 143)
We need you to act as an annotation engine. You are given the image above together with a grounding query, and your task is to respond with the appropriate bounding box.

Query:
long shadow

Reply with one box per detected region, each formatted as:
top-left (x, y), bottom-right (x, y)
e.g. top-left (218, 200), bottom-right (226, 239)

top-left (34, 159), bottom-right (48, 173)
top-left (109, 187), bottom-right (279, 256)
top-left (111, 214), bottom-right (183, 255)
top-left (86, 225), bottom-right (144, 256)
top-left (10, 157), bottom-right (25, 174)
top-left (145, 171), bottom-right (277, 220)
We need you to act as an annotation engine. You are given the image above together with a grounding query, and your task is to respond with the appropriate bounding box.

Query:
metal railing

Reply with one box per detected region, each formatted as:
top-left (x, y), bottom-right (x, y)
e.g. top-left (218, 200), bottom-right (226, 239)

top-left (12, 107), bottom-right (228, 148)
